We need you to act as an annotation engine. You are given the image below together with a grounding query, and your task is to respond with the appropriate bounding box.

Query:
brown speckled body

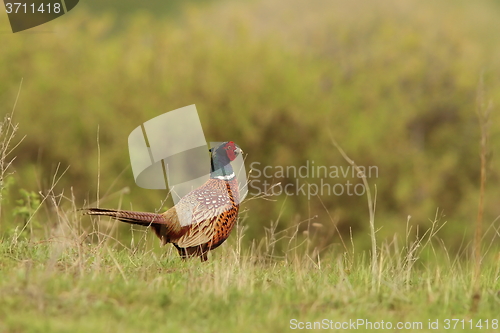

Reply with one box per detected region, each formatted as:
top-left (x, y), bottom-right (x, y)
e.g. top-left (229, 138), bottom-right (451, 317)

top-left (169, 178), bottom-right (240, 261)
top-left (86, 177), bottom-right (240, 262)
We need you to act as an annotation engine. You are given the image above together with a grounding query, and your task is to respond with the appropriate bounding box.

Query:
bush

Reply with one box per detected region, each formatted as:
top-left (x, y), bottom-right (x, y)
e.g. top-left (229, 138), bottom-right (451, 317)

top-left (2, 0), bottom-right (500, 253)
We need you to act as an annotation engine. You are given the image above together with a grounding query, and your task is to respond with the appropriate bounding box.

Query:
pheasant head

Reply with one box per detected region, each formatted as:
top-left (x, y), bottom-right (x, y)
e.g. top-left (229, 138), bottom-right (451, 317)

top-left (209, 141), bottom-right (243, 180)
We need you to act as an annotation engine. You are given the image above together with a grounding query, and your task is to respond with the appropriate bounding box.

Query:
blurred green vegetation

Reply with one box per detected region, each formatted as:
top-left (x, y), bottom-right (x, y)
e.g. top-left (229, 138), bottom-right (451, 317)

top-left (1, 0), bottom-right (500, 253)
top-left (83, 0), bottom-right (216, 18)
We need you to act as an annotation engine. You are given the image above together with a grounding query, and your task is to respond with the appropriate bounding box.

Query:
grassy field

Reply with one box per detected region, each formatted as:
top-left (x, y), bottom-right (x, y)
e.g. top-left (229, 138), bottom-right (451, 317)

top-left (0, 214), bottom-right (499, 332)
top-left (2, 111), bottom-right (500, 332)
top-left (2, 0), bottom-right (500, 331)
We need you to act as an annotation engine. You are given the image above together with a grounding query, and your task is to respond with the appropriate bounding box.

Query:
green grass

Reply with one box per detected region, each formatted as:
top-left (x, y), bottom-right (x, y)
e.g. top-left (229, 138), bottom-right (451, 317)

top-left (2, 0), bottom-right (500, 331)
top-left (1, 226), bottom-right (499, 332)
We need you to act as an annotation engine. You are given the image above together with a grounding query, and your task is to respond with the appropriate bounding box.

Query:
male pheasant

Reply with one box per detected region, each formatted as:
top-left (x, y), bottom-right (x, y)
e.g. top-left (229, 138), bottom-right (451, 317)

top-left (86, 141), bottom-right (242, 262)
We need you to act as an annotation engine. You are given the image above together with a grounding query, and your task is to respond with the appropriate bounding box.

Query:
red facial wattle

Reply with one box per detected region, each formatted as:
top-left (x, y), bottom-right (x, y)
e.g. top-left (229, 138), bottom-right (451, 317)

top-left (225, 141), bottom-right (237, 161)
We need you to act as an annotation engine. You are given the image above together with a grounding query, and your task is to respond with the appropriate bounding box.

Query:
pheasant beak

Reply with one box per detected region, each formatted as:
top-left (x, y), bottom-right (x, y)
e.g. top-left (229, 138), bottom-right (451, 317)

top-left (235, 147), bottom-right (243, 155)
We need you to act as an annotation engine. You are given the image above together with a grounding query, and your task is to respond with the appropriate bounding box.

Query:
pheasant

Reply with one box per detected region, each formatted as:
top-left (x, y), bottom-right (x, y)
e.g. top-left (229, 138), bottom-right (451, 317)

top-left (86, 141), bottom-right (242, 262)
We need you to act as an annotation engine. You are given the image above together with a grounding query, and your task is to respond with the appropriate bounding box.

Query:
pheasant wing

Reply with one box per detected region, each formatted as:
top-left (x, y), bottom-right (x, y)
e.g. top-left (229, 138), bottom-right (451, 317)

top-left (169, 185), bottom-right (235, 248)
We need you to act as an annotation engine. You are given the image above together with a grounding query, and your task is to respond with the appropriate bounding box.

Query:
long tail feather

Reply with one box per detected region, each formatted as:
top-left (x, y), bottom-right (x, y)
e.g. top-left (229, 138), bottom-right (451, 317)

top-left (85, 208), bottom-right (167, 226)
